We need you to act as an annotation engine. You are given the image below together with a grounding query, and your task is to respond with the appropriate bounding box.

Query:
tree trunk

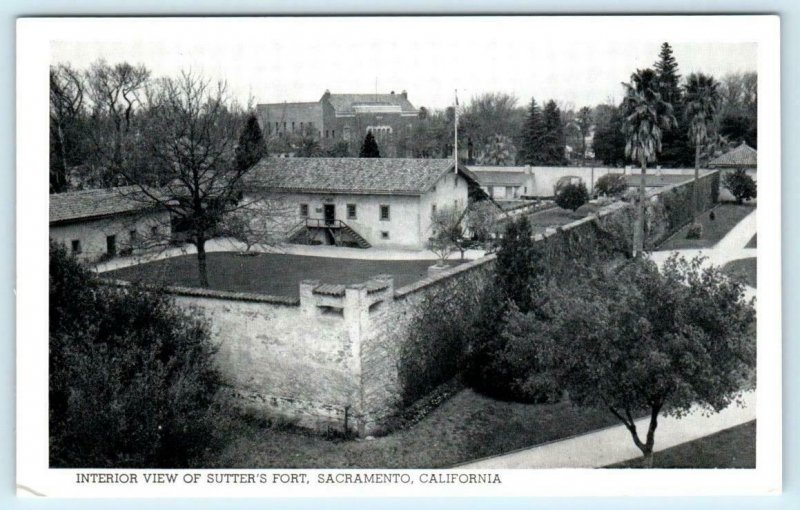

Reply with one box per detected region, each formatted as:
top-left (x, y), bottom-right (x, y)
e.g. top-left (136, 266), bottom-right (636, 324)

top-left (196, 237), bottom-right (210, 288)
top-left (692, 143), bottom-right (700, 220)
top-left (633, 158), bottom-right (647, 256)
top-left (57, 122), bottom-right (69, 192)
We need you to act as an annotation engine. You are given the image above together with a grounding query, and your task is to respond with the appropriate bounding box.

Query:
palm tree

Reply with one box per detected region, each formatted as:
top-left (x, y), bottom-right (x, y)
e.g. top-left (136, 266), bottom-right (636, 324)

top-left (684, 73), bottom-right (721, 222)
top-left (621, 69), bottom-right (676, 256)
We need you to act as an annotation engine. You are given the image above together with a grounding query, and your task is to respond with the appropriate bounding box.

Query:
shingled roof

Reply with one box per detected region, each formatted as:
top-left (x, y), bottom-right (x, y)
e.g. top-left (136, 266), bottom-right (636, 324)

top-left (708, 142), bottom-right (757, 168)
top-left (246, 158), bottom-right (479, 195)
top-left (323, 93), bottom-right (418, 115)
top-left (50, 186), bottom-right (161, 224)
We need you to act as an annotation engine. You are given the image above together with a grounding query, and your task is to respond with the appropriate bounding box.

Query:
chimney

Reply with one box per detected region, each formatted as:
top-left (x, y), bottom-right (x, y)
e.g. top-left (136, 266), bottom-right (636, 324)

top-left (322, 89), bottom-right (331, 101)
top-left (400, 90), bottom-right (407, 99)
top-left (390, 90), bottom-right (395, 95)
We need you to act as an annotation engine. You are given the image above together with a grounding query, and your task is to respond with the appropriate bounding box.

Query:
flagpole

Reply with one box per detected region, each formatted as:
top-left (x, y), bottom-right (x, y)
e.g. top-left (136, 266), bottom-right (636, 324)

top-left (454, 89), bottom-right (458, 174)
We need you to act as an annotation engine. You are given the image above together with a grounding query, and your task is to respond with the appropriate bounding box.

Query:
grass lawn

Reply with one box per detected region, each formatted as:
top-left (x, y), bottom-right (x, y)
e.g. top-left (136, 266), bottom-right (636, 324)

top-left (657, 203), bottom-right (756, 251)
top-left (722, 257), bottom-right (757, 288)
top-left (206, 388), bottom-right (621, 468)
top-left (527, 207), bottom-right (583, 235)
top-left (105, 252), bottom-right (460, 297)
top-left (610, 421), bottom-right (756, 469)
top-left (746, 234), bottom-right (757, 248)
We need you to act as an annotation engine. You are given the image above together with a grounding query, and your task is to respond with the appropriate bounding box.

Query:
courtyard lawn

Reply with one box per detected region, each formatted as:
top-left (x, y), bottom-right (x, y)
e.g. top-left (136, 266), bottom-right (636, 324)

top-left (657, 203), bottom-right (755, 251)
top-left (610, 421), bottom-right (755, 469)
top-left (722, 257), bottom-right (757, 288)
top-left (746, 234), bottom-right (757, 248)
top-left (527, 207), bottom-right (583, 235)
top-left (206, 388), bottom-right (621, 469)
top-left (104, 252), bottom-right (461, 297)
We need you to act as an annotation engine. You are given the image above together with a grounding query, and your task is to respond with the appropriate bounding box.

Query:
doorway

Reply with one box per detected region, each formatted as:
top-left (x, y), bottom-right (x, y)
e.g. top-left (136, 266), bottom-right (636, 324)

top-left (106, 235), bottom-right (117, 256)
top-left (324, 204), bottom-right (336, 226)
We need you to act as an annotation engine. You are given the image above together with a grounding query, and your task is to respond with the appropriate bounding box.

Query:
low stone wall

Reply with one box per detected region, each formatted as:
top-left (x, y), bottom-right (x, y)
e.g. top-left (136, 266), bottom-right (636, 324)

top-left (95, 171), bottom-right (719, 436)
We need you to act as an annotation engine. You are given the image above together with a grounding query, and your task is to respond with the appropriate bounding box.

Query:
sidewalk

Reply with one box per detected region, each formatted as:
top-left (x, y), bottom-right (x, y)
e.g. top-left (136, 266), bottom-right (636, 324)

top-left (458, 391), bottom-right (755, 469)
top-left (94, 237), bottom-right (488, 273)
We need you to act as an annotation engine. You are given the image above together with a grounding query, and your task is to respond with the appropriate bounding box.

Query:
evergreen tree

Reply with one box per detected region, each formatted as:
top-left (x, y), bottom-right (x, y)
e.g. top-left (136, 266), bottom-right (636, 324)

top-left (518, 97), bottom-right (546, 165)
top-left (654, 42), bottom-right (692, 166)
top-left (654, 42), bottom-right (682, 106)
top-left (542, 100), bottom-right (566, 165)
top-left (235, 114), bottom-right (267, 171)
top-left (359, 131), bottom-right (381, 158)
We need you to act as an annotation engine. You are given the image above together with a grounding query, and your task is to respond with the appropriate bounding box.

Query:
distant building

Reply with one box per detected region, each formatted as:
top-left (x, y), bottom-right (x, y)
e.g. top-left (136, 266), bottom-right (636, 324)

top-left (245, 157), bottom-right (481, 250)
top-left (708, 142), bottom-right (757, 171)
top-left (468, 166), bottom-right (536, 200)
top-left (257, 91), bottom-right (422, 157)
top-left (49, 186), bottom-right (171, 263)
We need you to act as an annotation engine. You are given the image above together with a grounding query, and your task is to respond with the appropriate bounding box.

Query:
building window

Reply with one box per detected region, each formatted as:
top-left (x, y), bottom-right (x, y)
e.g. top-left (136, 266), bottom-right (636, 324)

top-left (347, 203), bottom-right (357, 219)
top-left (283, 122), bottom-right (286, 131)
top-left (151, 225), bottom-right (159, 235)
top-left (129, 230), bottom-right (138, 244)
top-left (71, 239), bottom-right (81, 254)
top-left (325, 130), bottom-right (329, 138)
top-left (381, 231), bottom-right (390, 240)
top-left (291, 121), bottom-right (296, 132)
top-left (431, 204), bottom-right (437, 215)
top-left (332, 130), bottom-right (335, 138)
top-left (300, 203), bottom-right (309, 217)
top-left (380, 205), bottom-right (390, 221)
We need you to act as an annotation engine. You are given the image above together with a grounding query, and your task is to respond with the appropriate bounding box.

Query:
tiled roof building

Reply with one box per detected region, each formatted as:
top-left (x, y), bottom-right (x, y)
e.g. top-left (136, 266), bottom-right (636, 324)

top-left (708, 142), bottom-right (757, 169)
top-left (49, 186), bottom-right (159, 224)
top-left (257, 90), bottom-right (422, 158)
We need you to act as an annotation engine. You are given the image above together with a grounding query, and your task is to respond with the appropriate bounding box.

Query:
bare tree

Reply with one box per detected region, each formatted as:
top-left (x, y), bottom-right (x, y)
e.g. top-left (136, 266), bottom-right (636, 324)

top-left (120, 72), bottom-right (264, 287)
top-left (50, 64), bottom-right (85, 192)
top-left (85, 60), bottom-right (151, 183)
top-left (428, 206), bottom-right (466, 265)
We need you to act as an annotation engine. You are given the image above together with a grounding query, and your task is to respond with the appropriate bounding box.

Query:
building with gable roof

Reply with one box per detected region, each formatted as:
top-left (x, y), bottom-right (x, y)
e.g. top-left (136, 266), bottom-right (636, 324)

top-left (709, 142), bottom-right (757, 171)
top-left (245, 157), bottom-right (481, 250)
top-left (49, 186), bottom-right (172, 262)
top-left (257, 90), bottom-right (422, 157)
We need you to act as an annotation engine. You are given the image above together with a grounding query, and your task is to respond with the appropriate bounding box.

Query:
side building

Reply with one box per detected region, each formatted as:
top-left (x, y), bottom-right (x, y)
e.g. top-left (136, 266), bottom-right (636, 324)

top-left (49, 186), bottom-right (172, 263)
top-left (245, 157), bottom-right (481, 250)
top-left (257, 90), bottom-right (421, 157)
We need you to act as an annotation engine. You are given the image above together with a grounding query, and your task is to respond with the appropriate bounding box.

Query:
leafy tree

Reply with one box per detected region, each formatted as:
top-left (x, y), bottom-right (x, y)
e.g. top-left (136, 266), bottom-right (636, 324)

top-left (501, 255), bottom-right (756, 466)
top-left (466, 199), bottom-right (501, 244)
top-left (235, 114), bottom-right (267, 171)
top-left (685, 73), bottom-right (721, 220)
top-left (595, 173), bottom-right (628, 197)
top-left (592, 106), bottom-right (627, 166)
top-left (326, 141), bottom-right (352, 157)
top-left (477, 134), bottom-right (517, 166)
top-left (720, 113), bottom-right (757, 149)
top-left (49, 241), bottom-right (221, 467)
top-left (555, 182), bottom-right (589, 211)
top-left (575, 106), bottom-right (593, 163)
top-left (542, 100), bottom-right (567, 165)
top-left (359, 130), bottom-right (381, 158)
top-left (460, 92), bottom-right (525, 150)
top-left (722, 169), bottom-right (757, 204)
top-left (518, 97), bottom-right (547, 165)
top-left (653, 42), bottom-right (696, 168)
top-left (621, 68), bottom-right (676, 255)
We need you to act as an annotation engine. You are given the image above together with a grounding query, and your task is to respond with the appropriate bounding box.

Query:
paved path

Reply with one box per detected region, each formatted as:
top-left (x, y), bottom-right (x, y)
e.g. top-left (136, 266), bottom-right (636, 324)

top-left (94, 237), bottom-right (488, 273)
top-left (458, 391), bottom-right (755, 469)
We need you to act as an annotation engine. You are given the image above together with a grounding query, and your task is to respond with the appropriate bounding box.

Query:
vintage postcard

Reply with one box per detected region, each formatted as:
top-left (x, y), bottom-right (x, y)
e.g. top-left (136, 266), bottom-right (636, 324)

top-left (17, 15), bottom-right (780, 498)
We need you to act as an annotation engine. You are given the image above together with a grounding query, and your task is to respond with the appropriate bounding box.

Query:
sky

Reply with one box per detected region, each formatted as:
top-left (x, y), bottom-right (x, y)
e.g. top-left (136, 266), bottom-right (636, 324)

top-left (50, 17), bottom-right (759, 112)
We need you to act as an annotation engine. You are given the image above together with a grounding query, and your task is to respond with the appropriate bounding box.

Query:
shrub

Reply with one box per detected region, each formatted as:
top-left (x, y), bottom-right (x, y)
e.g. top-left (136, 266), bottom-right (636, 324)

top-left (686, 222), bottom-right (703, 239)
top-left (722, 169), bottom-right (757, 204)
top-left (595, 173), bottom-right (628, 197)
top-left (49, 241), bottom-right (221, 468)
top-left (555, 182), bottom-right (590, 211)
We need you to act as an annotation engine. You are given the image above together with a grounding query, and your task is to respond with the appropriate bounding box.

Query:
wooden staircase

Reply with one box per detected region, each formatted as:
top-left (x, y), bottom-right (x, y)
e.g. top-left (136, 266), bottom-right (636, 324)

top-left (287, 219), bottom-right (371, 249)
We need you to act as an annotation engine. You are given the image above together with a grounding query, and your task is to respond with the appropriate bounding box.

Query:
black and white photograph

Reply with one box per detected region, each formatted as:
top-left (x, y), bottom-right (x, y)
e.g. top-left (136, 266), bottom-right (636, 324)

top-left (16, 15), bottom-right (781, 498)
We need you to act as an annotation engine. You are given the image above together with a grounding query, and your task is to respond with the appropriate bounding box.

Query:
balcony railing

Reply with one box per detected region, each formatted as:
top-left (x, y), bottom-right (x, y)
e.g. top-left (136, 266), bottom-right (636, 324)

top-left (304, 218), bottom-right (345, 228)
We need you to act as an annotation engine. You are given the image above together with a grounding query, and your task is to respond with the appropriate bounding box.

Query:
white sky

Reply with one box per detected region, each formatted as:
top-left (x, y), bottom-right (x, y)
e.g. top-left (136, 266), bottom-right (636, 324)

top-left (50, 17), bottom-right (758, 111)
